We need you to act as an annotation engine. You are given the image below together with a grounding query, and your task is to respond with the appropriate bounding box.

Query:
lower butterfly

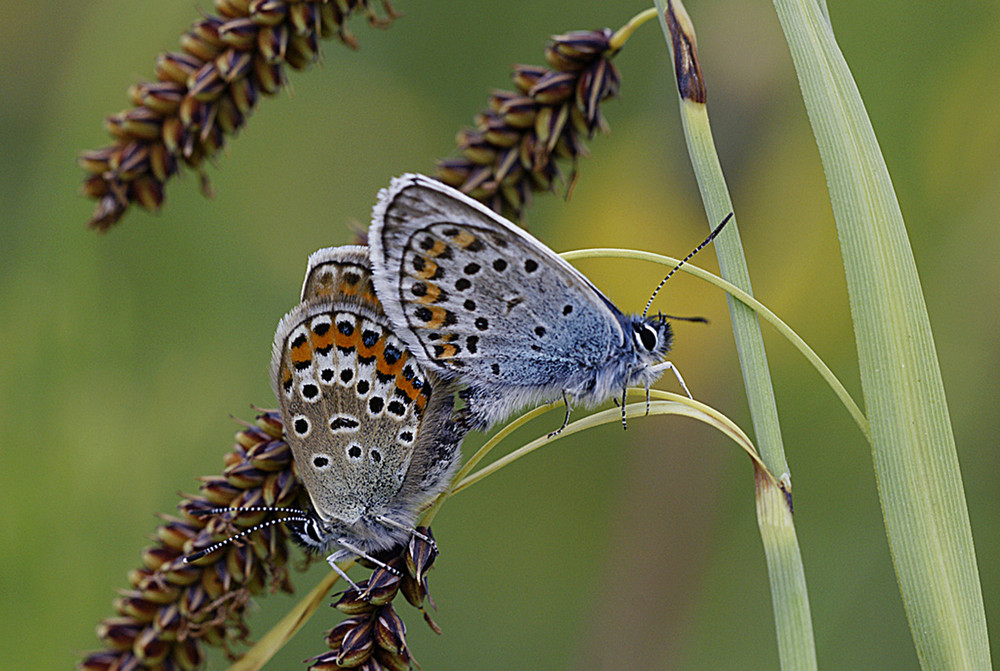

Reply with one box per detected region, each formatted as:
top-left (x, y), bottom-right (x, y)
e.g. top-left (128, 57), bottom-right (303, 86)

top-left (369, 173), bottom-right (729, 433)
top-left (186, 246), bottom-right (467, 588)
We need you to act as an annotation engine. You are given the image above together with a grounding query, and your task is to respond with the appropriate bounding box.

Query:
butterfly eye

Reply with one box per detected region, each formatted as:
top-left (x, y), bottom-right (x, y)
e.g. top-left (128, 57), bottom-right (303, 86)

top-left (633, 323), bottom-right (658, 351)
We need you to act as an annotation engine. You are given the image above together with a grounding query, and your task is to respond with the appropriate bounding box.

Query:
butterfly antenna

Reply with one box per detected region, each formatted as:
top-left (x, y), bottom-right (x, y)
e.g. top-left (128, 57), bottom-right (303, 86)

top-left (660, 314), bottom-right (709, 324)
top-left (643, 212), bottom-right (733, 318)
top-left (182, 506), bottom-right (311, 563)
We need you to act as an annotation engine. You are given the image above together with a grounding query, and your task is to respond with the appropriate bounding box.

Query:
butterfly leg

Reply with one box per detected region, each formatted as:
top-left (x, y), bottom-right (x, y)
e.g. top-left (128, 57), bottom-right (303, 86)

top-left (334, 538), bottom-right (404, 581)
top-left (325, 552), bottom-right (364, 592)
top-left (649, 360), bottom-right (693, 399)
top-left (375, 515), bottom-right (439, 552)
top-left (621, 386), bottom-right (628, 429)
top-left (547, 391), bottom-right (573, 438)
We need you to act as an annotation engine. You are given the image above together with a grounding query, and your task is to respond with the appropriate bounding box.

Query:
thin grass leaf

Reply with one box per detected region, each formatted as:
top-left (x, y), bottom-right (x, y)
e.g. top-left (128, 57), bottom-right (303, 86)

top-left (772, 0), bottom-right (991, 667)
top-left (452, 393), bottom-right (770, 495)
top-left (562, 248), bottom-right (869, 439)
top-left (229, 570), bottom-right (342, 671)
top-left (654, 1), bottom-right (817, 667)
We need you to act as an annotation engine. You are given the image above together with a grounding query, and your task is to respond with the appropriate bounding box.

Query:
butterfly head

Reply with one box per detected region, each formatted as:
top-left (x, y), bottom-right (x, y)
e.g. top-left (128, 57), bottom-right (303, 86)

top-left (629, 314), bottom-right (674, 366)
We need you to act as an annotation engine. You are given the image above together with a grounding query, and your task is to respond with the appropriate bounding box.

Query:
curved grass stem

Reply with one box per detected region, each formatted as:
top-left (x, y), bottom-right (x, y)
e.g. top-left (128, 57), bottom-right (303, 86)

top-left (229, 568), bottom-right (344, 671)
top-left (451, 392), bottom-right (773, 496)
top-left (562, 248), bottom-right (870, 441)
top-left (609, 7), bottom-right (659, 51)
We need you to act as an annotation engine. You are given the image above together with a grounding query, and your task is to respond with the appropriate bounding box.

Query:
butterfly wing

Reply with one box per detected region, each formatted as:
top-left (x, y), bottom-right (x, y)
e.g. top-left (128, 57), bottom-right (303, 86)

top-left (369, 174), bottom-right (628, 416)
top-left (300, 245), bottom-right (382, 310)
top-left (271, 296), bottom-right (436, 526)
top-left (274, 245), bottom-right (461, 539)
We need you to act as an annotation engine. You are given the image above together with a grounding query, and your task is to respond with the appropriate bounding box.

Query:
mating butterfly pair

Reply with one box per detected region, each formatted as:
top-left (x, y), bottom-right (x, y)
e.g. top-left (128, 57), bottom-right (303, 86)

top-left (197, 174), bottom-right (712, 583)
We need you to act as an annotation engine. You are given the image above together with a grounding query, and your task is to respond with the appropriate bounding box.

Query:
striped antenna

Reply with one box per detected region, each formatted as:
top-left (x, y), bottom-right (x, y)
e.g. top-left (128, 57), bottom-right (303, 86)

top-left (643, 212), bottom-right (733, 318)
top-left (182, 506), bottom-right (310, 563)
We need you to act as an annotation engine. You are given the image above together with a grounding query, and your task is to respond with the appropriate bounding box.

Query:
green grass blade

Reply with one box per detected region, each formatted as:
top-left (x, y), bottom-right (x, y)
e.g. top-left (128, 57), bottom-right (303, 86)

top-left (655, 1), bottom-right (790, 483)
top-left (771, 0), bottom-right (991, 667)
top-left (228, 569), bottom-right (342, 670)
top-left (654, 2), bottom-right (816, 667)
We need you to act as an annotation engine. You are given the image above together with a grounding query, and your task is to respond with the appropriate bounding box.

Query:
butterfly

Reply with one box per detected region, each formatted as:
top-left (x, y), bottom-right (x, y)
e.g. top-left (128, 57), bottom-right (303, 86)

top-left (368, 173), bottom-right (704, 433)
top-left (269, 245), bottom-right (465, 584)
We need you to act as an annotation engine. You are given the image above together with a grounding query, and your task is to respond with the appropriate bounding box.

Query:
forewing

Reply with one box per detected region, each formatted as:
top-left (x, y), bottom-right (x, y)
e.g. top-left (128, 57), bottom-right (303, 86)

top-left (300, 245), bottom-right (382, 312)
top-left (369, 173), bottom-right (625, 388)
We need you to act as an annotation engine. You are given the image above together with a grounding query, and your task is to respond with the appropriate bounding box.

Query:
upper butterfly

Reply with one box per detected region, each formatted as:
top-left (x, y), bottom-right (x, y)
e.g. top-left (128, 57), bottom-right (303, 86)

top-left (369, 173), bottom-right (689, 433)
top-left (270, 245), bottom-right (465, 582)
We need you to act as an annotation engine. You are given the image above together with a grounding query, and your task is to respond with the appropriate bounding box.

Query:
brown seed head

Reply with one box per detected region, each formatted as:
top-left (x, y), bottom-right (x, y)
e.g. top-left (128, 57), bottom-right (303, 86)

top-left (434, 28), bottom-right (622, 222)
top-left (78, 412), bottom-right (309, 670)
top-left (79, 1), bottom-right (400, 230)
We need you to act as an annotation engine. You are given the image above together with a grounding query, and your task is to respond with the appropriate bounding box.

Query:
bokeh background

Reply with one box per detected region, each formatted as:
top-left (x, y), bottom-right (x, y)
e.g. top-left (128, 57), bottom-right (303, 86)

top-left (2, 1), bottom-right (998, 668)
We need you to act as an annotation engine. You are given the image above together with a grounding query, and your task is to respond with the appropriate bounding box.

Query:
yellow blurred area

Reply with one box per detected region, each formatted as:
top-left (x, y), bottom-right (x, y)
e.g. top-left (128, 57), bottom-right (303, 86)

top-left (1, 1), bottom-right (997, 669)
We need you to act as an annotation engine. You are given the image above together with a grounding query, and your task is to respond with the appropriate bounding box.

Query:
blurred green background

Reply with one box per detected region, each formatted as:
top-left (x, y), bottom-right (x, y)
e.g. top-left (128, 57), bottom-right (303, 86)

top-left (2, 1), bottom-right (997, 668)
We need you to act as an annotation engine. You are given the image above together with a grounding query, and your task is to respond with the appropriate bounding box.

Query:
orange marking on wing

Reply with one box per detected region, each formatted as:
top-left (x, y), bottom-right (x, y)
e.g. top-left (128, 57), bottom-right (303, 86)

top-left (421, 306), bottom-right (453, 329)
top-left (435, 343), bottom-right (459, 359)
top-left (451, 229), bottom-right (478, 248)
top-left (357, 330), bottom-right (382, 360)
top-left (394, 370), bottom-right (428, 409)
top-left (336, 272), bottom-right (365, 298)
top-left (424, 239), bottom-right (449, 258)
top-left (415, 385), bottom-right (430, 411)
top-left (289, 339), bottom-right (313, 368)
top-left (334, 321), bottom-right (359, 350)
top-left (310, 325), bottom-right (334, 352)
top-left (310, 270), bottom-right (334, 297)
top-left (412, 257), bottom-right (439, 280)
top-left (395, 377), bottom-right (419, 402)
top-left (361, 279), bottom-right (381, 309)
top-left (377, 348), bottom-right (406, 378)
top-left (415, 281), bottom-right (445, 304)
